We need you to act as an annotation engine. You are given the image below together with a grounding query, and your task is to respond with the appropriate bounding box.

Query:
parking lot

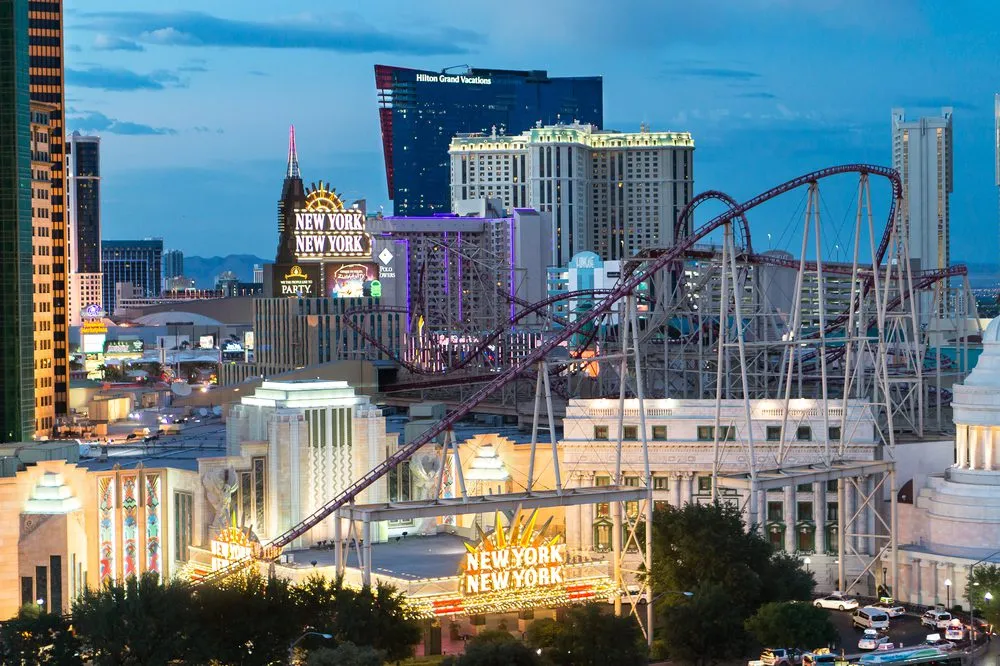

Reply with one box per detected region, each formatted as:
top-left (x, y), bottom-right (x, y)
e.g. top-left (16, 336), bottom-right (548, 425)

top-left (827, 609), bottom-right (949, 654)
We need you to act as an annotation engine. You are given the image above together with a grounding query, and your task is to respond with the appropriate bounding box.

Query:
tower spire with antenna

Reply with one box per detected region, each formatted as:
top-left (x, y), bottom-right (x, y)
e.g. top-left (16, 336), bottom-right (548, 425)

top-left (287, 124), bottom-right (300, 179)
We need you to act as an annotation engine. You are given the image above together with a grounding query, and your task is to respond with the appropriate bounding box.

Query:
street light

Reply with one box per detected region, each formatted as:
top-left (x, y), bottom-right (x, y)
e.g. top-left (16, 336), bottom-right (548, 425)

top-left (804, 557), bottom-right (812, 572)
top-left (945, 578), bottom-right (952, 609)
top-left (288, 631), bottom-right (332, 665)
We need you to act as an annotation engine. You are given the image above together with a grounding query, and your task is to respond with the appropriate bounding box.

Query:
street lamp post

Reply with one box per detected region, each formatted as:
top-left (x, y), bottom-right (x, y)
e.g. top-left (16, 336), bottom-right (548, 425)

top-left (945, 578), bottom-right (952, 610)
top-left (804, 557), bottom-right (811, 573)
top-left (288, 631), bottom-right (332, 665)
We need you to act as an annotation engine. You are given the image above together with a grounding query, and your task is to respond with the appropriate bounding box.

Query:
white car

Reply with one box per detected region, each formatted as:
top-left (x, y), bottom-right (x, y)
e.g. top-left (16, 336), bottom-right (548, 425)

top-left (921, 633), bottom-right (955, 651)
top-left (921, 609), bottom-right (952, 629)
top-left (858, 629), bottom-right (891, 651)
top-left (813, 594), bottom-right (859, 611)
top-left (871, 601), bottom-right (906, 618)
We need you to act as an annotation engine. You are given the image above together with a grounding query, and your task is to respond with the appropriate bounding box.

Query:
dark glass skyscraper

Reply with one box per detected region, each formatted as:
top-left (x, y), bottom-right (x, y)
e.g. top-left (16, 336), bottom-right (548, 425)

top-left (375, 65), bottom-right (603, 216)
top-left (0, 0), bottom-right (35, 442)
top-left (67, 132), bottom-right (101, 273)
top-left (101, 240), bottom-right (163, 316)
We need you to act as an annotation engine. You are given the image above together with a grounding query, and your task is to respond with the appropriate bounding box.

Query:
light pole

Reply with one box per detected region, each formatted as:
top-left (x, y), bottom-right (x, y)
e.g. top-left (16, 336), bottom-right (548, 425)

top-left (804, 557), bottom-right (811, 573)
top-left (945, 578), bottom-right (952, 610)
top-left (288, 631), bottom-right (332, 665)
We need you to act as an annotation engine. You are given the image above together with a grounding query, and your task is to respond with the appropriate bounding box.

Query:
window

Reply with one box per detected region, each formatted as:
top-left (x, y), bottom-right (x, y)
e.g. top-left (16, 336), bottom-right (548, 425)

top-left (797, 483), bottom-right (812, 493)
top-left (652, 425), bottom-right (667, 440)
top-left (797, 501), bottom-right (814, 522)
top-left (767, 501), bottom-right (784, 522)
top-left (594, 425), bottom-right (609, 440)
top-left (623, 476), bottom-right (640, 487)
top-left (697, 426), bottom-right (713, 441)
top-left (653, 476), bottom-right (669, 490)
top-left (827, 480), bottom-right (838, 492)
top-left (593, 518), bottom-right (612, 552)
top-left (697, 476), bottom-right (712, 494)
top-left (829, 426), bottom-right (841, 441)
top-left (766, 426), bottom-right (781, 441)
top-left (623, 425), bottom-right (638, 440)
top-left (174, 491), bottom-right (193, 562)
top-left (796, 426), bottom-right (812, 441)
top-left (826, 501), bottom-right (839, 523)
top-left (595, 475), bottom-right (611, 487)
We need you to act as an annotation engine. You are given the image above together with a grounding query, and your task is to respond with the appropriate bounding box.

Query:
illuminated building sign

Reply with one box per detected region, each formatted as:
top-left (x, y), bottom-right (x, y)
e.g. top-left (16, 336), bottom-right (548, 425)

top-left (104, 340), bottom-right (144, 356)
top-left (416, 73), bottom-right (493, 85)
top-left (326, 263), bottom-right (376, 299)
top-left (81, 320), bottom-right (108, 335)
top-left (293, 184), bottom-right (371, 260)
top-left (82, 304), bottom-right (105, 319)
top-left (210, 526), bottom-right (280, 572)
top-left (278, 264), bottom-right (316, 296)
top-left (462, 508), bottom-right (564, 596)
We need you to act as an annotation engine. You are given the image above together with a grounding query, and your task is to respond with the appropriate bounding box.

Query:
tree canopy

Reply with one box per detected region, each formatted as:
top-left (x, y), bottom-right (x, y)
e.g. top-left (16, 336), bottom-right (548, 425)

top-left (967, 563), bottom-right (1000, 627)
top-left (745, 602), bottom-right (837, 651)
top-left (526, 604), bottom-right (647, 666)
top-left (648, 502), bottom-right (816, 665)
top-left (0, 604), bottom-right (82, 666)
top-left (445, 630), bottom-right (540, 666)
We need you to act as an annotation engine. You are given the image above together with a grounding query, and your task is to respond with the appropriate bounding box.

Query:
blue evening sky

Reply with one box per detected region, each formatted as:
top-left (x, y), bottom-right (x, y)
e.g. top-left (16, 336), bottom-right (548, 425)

top-left (65, 0), bottom-right (1000, 262)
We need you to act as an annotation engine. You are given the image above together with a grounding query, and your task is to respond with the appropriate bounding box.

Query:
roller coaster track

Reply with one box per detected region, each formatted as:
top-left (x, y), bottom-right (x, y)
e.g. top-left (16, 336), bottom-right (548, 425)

top-left (196, 165), bottom-right (908, 584)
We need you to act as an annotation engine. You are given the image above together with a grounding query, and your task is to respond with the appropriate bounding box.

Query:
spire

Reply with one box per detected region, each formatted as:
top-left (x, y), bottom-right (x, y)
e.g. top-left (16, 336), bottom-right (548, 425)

top-left (286, 124), bottom-right (300, 179)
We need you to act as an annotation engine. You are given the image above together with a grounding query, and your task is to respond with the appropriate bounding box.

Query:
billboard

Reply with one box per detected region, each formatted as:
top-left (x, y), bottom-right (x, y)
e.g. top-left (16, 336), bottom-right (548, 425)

top-left (292, 184), bottom-right (371, 261)
top-left (325, 263), bottom-right (376, 299)
top-left (104, 339), bottom-right (144, 356)
top-left (273, 263), bottom-right (320, 297)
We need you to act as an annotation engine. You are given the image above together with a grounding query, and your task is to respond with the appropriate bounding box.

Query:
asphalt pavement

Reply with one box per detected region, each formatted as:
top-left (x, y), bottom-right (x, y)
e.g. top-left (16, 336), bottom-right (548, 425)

top-left (825, 609), bottom-right (939, 654)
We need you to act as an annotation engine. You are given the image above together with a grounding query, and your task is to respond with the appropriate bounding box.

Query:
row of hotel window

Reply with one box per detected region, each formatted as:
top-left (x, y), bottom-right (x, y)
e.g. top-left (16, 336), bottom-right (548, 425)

top-left (592, 425), bottom-right (841, 442)
top-left (594, 474), bottom-right (842, 495)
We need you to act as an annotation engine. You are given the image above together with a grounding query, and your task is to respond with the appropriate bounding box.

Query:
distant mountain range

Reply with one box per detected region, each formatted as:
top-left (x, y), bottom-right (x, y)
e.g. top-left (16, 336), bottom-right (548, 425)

top-left (182, 255), bottom-right (269, 289)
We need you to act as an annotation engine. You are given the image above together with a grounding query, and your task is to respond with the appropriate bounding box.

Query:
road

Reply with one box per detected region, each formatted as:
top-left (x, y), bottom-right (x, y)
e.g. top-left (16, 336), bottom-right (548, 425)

top-left (826, 609), bottom-right (931, 653)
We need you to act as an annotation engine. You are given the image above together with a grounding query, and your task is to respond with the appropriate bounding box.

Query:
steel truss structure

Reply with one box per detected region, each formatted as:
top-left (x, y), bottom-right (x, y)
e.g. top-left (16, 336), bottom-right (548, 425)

top-left (201, 165), bottom-right (978, 631)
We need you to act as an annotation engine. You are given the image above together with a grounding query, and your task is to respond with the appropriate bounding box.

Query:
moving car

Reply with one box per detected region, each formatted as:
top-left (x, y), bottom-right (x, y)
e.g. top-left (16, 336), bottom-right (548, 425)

top-left (802, 649), bottom-right (839, 666)
top-left (871, 597), bottom-right (906, 618)
top-left (858, 629), bottom-right (891, 651)
top-left (920, 609), bottom-right (952, 629)
top-left (944, 619), bottom-right (965, 641)
top-left (921, 633), bottom-right (955, 650)
top-left (852, 606), bottom-right (890, 630)
top-left (813, 594), bottom-right (859, 611)
top-left (761, 648), bottom-right (803, 666)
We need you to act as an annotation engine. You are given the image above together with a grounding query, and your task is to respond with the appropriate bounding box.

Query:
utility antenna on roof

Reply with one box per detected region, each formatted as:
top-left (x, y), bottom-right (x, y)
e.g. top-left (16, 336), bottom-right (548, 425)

top-left (287, 124), bottom-right (300, 179)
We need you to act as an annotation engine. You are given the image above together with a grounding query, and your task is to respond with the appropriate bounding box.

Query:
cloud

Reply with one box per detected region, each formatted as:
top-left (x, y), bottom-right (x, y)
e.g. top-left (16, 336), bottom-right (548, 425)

top-left (737, 91), bottom-right (778, 100)
top-left (897, 96), bottom-right (977, 111)
top-left (75, 10), bottom-right (480, 55)
top-left (69, 110), bottom-right (177, 136)
top-left (666, 66), bottom-right (761, 81)
top-left (65, 66), bottom-right (185, 91)
top-left (178, 63), bottom-right (208, 73)
top-left (93, 34), bottom-right (144, 51)
top-left (247, 70), bottom-right (268, 77)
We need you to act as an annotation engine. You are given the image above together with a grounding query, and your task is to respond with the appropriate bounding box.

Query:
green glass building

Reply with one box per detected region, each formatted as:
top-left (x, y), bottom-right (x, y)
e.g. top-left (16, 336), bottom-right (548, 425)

top-left (0, 0), bottom-right (35, 442)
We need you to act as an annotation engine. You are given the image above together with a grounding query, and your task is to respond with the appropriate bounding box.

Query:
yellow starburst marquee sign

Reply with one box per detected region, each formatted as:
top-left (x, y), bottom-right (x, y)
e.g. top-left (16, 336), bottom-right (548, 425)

top-left (463, 508), bottom-right (565, 594)
top-left (404, 506), bottom-right (616, 618)
top-left (293, 181), bottom-right (371, 260)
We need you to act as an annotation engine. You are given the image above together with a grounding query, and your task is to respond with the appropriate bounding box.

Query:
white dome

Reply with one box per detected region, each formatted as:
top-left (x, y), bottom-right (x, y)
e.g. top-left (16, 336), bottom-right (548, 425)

top-left (984, 317), bottom-right (1000, 344)
top-left (953, 316), bottom-right (1000, 426)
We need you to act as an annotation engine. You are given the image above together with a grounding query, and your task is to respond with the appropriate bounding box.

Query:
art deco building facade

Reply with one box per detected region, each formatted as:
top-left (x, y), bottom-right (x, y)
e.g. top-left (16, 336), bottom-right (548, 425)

top-left (0, 0), bottom-right (36, 443)
top-left (28, 0), bottom-right (68, 418)
top-left (30, 100), bottom-right (55, 436)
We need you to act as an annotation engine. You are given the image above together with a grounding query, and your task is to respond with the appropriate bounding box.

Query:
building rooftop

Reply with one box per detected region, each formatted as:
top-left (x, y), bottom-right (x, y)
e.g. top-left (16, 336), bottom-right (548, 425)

top-left (77, 421), bottom-right (227, 473)
top-left (288, 533), bottom-right (472, 581)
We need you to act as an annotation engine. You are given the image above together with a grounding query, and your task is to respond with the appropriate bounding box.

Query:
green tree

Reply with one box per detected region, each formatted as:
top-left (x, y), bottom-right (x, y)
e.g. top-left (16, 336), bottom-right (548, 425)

top-left (658, 583), bottom-right (749, 666)
top-left (71, 573), bottom-right (197, 665)
top-left (192, 569), bottom-right (304, 665)
top-left (762, 552), bottom-right (816, 604)
top-left (453, 630), bottom-right (539, 666)
top-left (967, 564), bottom-right (1000, 628)
top-left (0, 604), bottom-right (82, 666)
top-left (745, 601), bottom-right (837, 651)
top-left (526, 605), bottom-right (647, 666)
top-left (307, 642), bottom-right (385, 666)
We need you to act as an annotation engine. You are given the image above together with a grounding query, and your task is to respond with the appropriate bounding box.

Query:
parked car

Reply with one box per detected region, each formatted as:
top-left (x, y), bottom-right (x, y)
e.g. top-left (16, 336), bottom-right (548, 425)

top-left (802, 649), bottom-right (838, 666)
top-left (858, 629), bottom-right (892, 651)
top-left (814, 594), bottom-right (859, 611)
top-left (944, 619), bottom-right (965, 641)
top-left (852, 607), bottom-right (891, 631)
top-left (762, 648), bottom-right (804, 666)
top-left (921, 609), bottom-right (952, 629)
top-left (921, 633), bottom-right (955, 650)
top-left (871, 597), bottom-right (906, 618)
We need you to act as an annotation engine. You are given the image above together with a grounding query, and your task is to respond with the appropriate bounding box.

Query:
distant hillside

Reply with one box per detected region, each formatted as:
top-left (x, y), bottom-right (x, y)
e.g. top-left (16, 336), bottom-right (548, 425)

top-left (182, 255), bottom-right (269, 289)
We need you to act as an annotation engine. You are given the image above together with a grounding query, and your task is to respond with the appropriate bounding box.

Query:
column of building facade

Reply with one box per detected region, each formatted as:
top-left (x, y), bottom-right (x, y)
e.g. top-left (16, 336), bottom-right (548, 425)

top-left (986, 427), bottom-right (995, 471)
top-left (866, 475), bottom-right (877, 556)
top-left (903, 559), bottom-right (916, 601)
top-left (783, 485), bottom-right (796, 553)
top-left (844, 478), bottom-right (856, 554)
top-left (581, 472), bottom-right (594, 552)
top-left (969, 426), bottom-right (979, 470)
top-left (671, 472), bottom-right (682, 507)
top-left (935, 562), bottom-right (950, 606)
top-left (757, 490), bottom-right (767, 532)
top-left (956, 425), bottom-right (968, 467)
top-left (679, 472), bottom-right (692, 505)
top-left (814, 482), bottom-right (827, 554)
top-left (918, 560), bottom-right (933, 607)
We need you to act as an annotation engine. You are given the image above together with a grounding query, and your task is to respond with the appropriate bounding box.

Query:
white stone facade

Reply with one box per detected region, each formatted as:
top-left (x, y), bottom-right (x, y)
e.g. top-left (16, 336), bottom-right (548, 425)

top-left (559, 398), bottom-right (880, 589)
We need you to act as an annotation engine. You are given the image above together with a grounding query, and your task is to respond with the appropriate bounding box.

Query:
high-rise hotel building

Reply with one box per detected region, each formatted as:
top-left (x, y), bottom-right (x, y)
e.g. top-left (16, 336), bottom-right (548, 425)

top-left (28, 0), bottom-right (68, 417)
top-left (891, 107), bottom-right (953, 320)
top-left (0, 0), bottom-right (36, 442)
top-left (450, 122), bottom-right (694, 265)
top-left (66, 132), bottom-right (103, 325)
top-left (375, 65), bottom-right (603, 217)
top-left (30, 101), bottom-right (55, 435)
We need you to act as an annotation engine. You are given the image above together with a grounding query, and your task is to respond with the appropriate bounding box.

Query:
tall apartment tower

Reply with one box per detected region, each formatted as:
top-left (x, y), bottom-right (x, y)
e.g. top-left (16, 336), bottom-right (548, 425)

top-left (0, 0), bottom-right (35, 442)
top-left (163, 248), bottom-right (184, 286)
top-left (450, 122), bottom-right (694, 265)
top-left (101, 240), bottom-right (163, 316)
top-left (66, 131), bottom-right (103, 325)
top-left (30, 102), bottom-right (55, 436)
top-left (28, 0), bottom-right (68, 417)
top-left (891, 107), bottom-right (953, 319)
